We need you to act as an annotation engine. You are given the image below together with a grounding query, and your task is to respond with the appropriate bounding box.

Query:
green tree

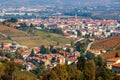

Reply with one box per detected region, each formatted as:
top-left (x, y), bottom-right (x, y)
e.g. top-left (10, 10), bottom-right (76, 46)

top-left (46, 48), bottom-right (50, 54)
top-left (1, 42), bottom-right (4, 49)
top-left (29, 49), bottom-right (35, 57)
top-left (115, 52), bottom-right (119, 58)
top-left (9, 17), bottom-right (18, 23)
top-left (76, 30), bottom-right (81, 37)
top-left (40, 23), bottom-right (45, 29)
top-left (84, 60), bottom-right (96, 80)
top-left (86, 51), bottom-right (95, 60)
top-left (67, 65), bottom-right (83, 80)
top-left (40, 45), bottom-right (46, 54)
top-left (30, 23), bottom-right (34, 28)
top-left (50, 45), bottom-right (54, 53)
top-left (15, 49), bottom-right (21, 59)
top-left (65, 47), bottom-right (71, 52)
top-left (49, 70), bottom-right (59, 80)
top-left (95, 56), bottom-right (113, 80)
top-left (96, 66), bottom-right (113, 80)
top-left (2, 61), bottom-right (18, 80)
top-left (77, 56), bottom-right (86, 71)
top-left (71, 41), bottom-right (74, 47)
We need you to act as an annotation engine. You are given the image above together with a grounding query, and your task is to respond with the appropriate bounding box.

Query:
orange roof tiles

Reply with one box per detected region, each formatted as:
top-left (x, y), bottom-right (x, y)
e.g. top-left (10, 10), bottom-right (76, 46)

top-left (14, 59), bottom-right (24, 65)
top-left (112, 63), bottom-right (120, 68)
top-left (107, 58), bottom-right (120, 62)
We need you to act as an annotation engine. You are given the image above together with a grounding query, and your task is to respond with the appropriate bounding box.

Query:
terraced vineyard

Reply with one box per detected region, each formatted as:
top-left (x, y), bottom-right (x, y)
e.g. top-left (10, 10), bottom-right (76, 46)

top-left (102, 50), bottom-right (120, 59)
top-left (91, 36), bottom-right (120, 50)
top-left (0, 34), bottom-right (6, 40)
top-left (0, 25), bottom-right (29, 37)
top-left (0, 34), bottom-right (11, 43)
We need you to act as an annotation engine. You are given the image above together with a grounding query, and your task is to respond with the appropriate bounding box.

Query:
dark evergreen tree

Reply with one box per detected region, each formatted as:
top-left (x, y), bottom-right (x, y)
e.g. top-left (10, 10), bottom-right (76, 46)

top-left (77, 56), bottom-right (86, 71)
top-left (29, 49), bottom-right (35, 57)
top-left (65, 48), bottom-right (71, 52)
top-left (40, 23), bottom-right (45, 29)
top-left (1, 42), bottom-right (4, 49)
top-left (50, 45), bottom-right (54, 53)
top-left (115, 52), bottom-right (119, 58)
top-left (9, 17), bottom-right (18, 23)
top-left (40, 45), bottom-right (46, 54)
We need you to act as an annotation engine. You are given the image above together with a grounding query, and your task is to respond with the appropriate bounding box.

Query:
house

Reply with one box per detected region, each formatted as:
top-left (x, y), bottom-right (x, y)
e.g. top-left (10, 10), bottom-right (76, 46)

top-left (42, 59), bottom-right (51, 66)
top-left (74, 51), bottom-right (80, 57)
top-left (57, 56), bottom-right (65, 65)
top-left (112, 63), bottom-right (120, 74)
top-left (66, 57), bottom-right (77, 65)
top-left (89, 49), bottom-right (101, 55)
top-left (33, 47), bottom-right (40, 54)
top-left (26, 62), bottom-right (35, 71)
top-left (21, 50), bottom-right (31, 59)
top-left (107, 57), bottom-right (120, 69)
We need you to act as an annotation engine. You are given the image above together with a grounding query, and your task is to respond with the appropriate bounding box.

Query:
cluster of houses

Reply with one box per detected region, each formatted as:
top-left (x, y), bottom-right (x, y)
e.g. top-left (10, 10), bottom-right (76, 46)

top-left (17, 17), bottom-right (120, 39)
top-left (107, 57), bottom-right (120, 74)
top-left (0, 41), bottom-right (120, 75)
top-left (0, 42), bottom-right (80, 71)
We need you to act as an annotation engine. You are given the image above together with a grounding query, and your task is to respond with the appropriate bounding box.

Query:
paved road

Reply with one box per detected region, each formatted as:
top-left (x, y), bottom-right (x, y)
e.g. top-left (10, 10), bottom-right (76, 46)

top-left (0, 32), bottom-right (7, 38)
top-left (74, 38), bottom-right (84, 43)
top-left (83, 42), bottom-right (93, 56)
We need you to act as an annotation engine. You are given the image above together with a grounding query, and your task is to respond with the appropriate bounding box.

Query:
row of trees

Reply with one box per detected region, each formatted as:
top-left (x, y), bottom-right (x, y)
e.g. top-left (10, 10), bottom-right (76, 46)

top-left (29, 45), bottom-right (58, 55)
top-left (40, 55), bottom-right (119, 80)
top-left (0, 60), bottom-right (37, 80)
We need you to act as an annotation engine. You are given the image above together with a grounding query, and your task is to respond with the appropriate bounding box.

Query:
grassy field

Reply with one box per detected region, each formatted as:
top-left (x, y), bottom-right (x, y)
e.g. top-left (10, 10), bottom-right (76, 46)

top-left (12, 30), bottom-right (71, 47)
top-left (0, 25), bottom-right (71, 47)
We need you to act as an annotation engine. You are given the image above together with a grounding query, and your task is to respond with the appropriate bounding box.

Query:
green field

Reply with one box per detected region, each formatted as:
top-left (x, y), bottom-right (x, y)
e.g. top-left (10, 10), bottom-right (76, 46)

top-left (0, 25), bottom-right (71, 47)
top-left (12, 30), bottom-right (71, 47)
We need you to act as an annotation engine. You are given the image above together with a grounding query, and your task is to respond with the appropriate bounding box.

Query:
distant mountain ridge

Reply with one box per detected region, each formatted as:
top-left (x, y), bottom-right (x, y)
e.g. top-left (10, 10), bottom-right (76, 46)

top-left (0, 0), bottom-right (119, 8)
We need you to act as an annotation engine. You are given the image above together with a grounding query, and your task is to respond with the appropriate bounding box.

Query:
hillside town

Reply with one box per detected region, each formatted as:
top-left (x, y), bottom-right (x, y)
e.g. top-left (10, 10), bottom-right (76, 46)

top-left (0, 0), bottom-right (120, 80)
top-left (17, 17), bottom-right (120, 39)
top-left (0, 16), bottom-right (120, 73)
top-left (0, 40), bottom-right (81, 71)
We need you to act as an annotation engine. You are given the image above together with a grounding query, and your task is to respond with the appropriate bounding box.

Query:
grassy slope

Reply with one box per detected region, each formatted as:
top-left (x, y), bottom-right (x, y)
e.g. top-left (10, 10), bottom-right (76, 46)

top-left (14, 71), bottom-right (37, 80)
top-left (15, 30), bottom-right (71, 47)
top-left (0, 25), bottom-right (70, 47)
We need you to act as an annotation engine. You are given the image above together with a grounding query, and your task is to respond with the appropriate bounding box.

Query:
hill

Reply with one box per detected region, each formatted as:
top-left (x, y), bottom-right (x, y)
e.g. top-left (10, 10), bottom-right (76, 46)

top-left (12, 30), bottom-right (71, 47)
top-left (0, 25), bottom-right (29, 37)
top-left (0, 25), bottom-right (70, 47)
top-left (91, 36), bottom-right (120, 51)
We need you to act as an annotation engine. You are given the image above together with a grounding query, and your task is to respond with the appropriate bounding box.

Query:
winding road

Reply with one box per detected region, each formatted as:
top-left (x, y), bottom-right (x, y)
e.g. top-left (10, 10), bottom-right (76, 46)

top-left (83, 42), bottom-right (93, 56)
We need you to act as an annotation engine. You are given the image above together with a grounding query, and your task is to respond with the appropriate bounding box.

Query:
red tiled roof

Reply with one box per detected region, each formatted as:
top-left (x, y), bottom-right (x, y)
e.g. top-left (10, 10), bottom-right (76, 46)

top-left (107, 58), bottom-right (120, 62)
top-left (66, 57), bottom-right (77, 61)
top-left (112, 63), bottom-right (120, 68)
top-left (14, 59), bottom-right (24, 65)
top-left (33, 47), bottom-right (40, 53)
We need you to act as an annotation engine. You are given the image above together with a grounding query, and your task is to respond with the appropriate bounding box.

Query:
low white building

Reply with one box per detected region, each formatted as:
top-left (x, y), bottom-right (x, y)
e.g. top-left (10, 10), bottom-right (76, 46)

top-left (107, 58), bottom-right (120, 69)
top-left (112, 63), bottom-right (120, 74)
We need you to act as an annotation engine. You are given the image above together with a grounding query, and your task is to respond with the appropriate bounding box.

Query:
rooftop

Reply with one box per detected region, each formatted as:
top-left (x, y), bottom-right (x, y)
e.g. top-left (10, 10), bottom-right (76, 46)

top-left (107, 57), bottom-right (120, 62)
top-left (112, 63), bottom-right (120, 68)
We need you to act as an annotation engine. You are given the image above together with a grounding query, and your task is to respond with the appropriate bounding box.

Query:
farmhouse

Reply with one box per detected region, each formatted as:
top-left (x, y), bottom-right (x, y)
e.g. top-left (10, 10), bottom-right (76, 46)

top-left (107, 57), bottom-right (120, 69)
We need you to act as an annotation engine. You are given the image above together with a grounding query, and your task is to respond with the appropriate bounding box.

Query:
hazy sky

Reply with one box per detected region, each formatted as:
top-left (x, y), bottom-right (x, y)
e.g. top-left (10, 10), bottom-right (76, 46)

top-left (0, 0), bottom-right (119, 8)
